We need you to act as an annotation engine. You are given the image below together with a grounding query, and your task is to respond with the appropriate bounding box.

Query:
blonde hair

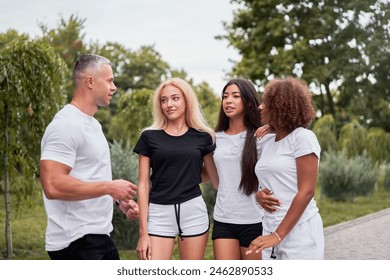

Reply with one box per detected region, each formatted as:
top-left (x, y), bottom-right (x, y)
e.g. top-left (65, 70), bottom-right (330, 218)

top-left (144, 78), bottom-right (215, 142)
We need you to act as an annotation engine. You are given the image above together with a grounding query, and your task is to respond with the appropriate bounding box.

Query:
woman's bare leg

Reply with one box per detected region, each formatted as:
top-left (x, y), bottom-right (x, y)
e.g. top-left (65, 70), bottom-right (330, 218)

top-left (150, 236), bottom-right (175, 260)
top-left (178, 231), bottom-right (209, 260)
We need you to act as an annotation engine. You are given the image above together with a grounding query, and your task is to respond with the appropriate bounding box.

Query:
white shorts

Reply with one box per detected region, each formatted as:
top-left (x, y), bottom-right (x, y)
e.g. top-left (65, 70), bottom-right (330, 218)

top-left (148, 196), bottom-right (209, 238)
top-left (262, 212), bottom-right (324, 260)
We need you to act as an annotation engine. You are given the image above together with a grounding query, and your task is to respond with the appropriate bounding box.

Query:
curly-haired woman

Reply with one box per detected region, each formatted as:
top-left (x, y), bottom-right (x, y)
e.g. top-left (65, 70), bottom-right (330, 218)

top-left (247, 77), bottom-right (324, 260)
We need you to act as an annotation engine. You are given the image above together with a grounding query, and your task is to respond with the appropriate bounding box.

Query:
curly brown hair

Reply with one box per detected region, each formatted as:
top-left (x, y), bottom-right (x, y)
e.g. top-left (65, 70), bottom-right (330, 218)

top-left (262, 77), bottom-right (316, 132)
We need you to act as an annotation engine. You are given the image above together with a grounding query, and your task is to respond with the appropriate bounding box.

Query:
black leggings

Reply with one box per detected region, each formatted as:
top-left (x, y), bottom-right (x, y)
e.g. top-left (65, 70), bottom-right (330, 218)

top-left (47, 234), bottom-right (120, 260)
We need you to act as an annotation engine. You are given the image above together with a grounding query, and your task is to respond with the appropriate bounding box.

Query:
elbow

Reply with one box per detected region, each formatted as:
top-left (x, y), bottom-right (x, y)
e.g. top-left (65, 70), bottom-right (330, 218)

top-left (303, 188), bottom-right (315, 200)
top-left (41, 180), bottom-right (60, 199)
top-left (42, 186), bottom-right (57, 199)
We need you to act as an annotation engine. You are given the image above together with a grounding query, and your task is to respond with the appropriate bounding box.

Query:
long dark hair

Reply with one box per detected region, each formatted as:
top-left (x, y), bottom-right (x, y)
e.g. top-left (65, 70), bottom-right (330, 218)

top-left (215, 78), bottom-right (261, 195)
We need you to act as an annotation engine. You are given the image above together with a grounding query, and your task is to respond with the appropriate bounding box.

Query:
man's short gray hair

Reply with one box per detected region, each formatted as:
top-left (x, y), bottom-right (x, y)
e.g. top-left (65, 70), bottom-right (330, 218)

top-left (72, 54), bottom-right (112, 81)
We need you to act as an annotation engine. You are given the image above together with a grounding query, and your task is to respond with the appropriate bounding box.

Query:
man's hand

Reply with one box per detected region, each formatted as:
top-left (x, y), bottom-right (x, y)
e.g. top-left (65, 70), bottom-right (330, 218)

top-left (110, 180), bottom-right (137, 201)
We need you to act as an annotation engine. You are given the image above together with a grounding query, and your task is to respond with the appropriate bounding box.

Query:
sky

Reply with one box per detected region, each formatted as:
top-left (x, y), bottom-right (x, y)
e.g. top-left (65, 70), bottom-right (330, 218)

top-left (0, 0), bottom-right (241, 93)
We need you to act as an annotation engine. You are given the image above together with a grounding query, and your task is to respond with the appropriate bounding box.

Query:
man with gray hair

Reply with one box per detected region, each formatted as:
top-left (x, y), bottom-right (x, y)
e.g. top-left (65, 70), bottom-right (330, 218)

top-left (40, 54), bottom-right (138, 259)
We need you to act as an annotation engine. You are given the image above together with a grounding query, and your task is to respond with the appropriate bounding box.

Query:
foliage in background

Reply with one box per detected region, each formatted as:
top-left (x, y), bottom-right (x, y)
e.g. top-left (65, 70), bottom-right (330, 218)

top-left (201, 183), bottom-right (217, 220)
top-left (366, 128), bottom-right (390, 165)
top-left (0, 30), bottom-right (67, 258)
top-left (319, 150), bottom-right (379, 201)
top-left (338, 120), bottom-right (368, 158)
top-left (109, 88), bottom-right (154, 147)
top-left (39, 15), bottom-right (87, 102)
top-left (109, 140), bottom-right (139, 249)
top-left (220, 0), bottom-right (390, 129)
top-left (312, 114), bottom-right (338, 155)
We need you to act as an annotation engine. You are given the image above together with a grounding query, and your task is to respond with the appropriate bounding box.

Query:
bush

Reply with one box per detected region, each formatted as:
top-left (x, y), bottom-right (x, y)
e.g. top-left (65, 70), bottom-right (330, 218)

top-left (338, 121), bottom-right (368, 158)
top-left (366, 128), bottom-right (390, 165)
top-left (319, 150), bottom-right (379, 201)
top-left (201, 183), bottom-right (217, 220)
top-left (110, 140), bottom-right (139, 250)
top-left (384, 164), bottom-right (390, 190)
top-left (312, 114), bottom-right (338, 154)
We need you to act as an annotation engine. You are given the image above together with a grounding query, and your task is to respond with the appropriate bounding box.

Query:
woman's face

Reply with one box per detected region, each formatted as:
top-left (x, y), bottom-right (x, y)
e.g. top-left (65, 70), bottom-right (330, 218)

top-left (258, 100), bottom-right (270, 125)
top-left (160, 85), bottom-right (186, 122)
top-left (222, 84), bottom-right (245, 119)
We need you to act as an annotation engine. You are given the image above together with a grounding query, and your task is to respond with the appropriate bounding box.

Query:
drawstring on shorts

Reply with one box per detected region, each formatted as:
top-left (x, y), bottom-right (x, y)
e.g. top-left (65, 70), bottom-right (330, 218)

top-left (174, 203), bottom-right (184, 240)
top-left (270, 247), bottom-right (277, 259)
top-left (270, 232), bottom-right (277, 259)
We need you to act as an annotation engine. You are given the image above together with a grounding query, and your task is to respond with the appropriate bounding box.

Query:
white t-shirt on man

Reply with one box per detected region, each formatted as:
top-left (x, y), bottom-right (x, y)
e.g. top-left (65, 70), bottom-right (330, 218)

top-left (40, 104), bottom-right (113, 251)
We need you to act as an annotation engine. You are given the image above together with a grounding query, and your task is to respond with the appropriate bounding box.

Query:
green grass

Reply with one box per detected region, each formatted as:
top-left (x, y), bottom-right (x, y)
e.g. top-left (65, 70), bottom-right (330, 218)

top-left (317, 187), bottom-right (390, 227)
top-left (1, 186), bottom-right (390, 260)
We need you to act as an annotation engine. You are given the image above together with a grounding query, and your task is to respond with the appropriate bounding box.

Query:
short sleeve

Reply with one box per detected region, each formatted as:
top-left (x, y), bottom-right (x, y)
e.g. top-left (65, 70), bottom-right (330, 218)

top-left (133, 131), bottom-right (150, 157)
top-left (293, 128), bottom-right (321, 159)
top-left (202, 133), bottom-right (216, 156)
top-left (40, 121), bottom-right (82, 168)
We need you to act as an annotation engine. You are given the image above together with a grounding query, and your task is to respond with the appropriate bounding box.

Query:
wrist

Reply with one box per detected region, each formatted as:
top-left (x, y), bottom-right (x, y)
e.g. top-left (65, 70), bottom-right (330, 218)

top-left (273, 231), bottom-right (282, 242)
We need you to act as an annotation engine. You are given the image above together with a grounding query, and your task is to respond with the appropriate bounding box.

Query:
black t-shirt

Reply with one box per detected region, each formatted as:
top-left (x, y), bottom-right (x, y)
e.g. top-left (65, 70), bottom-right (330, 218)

top-left (133, 128), bottom-right (215, 204)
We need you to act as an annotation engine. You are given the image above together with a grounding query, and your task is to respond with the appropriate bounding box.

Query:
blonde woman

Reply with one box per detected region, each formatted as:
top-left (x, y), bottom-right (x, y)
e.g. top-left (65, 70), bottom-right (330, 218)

top-left (134, 78), bottom-right (218, 260)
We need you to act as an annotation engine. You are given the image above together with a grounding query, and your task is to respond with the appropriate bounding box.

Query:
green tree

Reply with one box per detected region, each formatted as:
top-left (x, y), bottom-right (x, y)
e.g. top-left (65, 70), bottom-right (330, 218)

top-left (0, 32), bottom-right (67, 258)
top-left (312, 114), bottom-right (338, 154)
top-left (366, 128), bottom-right (390, 165)
top-left (338, 120), bottom-right (368, 158)
top-left (87, 42), bottom-right (185, 139)
top-left (220, 0), bottom-right (390, 127)
top-left (109, 89), bottom-right (154, 146)
top-left (194, 82), bottom-right (221, 129)
top-left (39, 15), bottom-right (87, 102)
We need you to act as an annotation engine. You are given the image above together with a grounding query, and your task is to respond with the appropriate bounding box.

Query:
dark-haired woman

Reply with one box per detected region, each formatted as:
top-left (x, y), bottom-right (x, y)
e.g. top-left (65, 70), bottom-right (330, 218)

top-left (212, 78), bottom-right (268, 260)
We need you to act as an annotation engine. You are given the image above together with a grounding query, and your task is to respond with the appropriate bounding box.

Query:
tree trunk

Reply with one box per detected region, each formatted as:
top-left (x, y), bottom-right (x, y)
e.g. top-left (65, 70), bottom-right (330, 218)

top-left (3, 102), bottom-right (13, 258)
top-left (325, 82), bottom-right (336, 119)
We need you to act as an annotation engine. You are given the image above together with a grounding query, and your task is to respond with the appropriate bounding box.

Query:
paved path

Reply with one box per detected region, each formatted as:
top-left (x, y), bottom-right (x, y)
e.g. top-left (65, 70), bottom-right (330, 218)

top-left (324, 208), bottom-right (390, 260)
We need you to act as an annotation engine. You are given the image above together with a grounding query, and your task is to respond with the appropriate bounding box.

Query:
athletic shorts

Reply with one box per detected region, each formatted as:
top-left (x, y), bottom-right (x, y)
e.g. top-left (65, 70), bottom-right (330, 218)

top-left (47, 234), bottom-right (119, 260)
top-left (262, 212), bottom-right (324, 260)
top-left (148, 195), bottom-right (209, 239)
top-left (212, 219), bottom-right (263, 248)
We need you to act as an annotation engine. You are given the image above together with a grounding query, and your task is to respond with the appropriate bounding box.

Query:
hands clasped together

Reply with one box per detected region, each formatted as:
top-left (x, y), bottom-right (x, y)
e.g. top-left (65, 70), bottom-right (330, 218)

top-left (111, 179), bottom-right (139, 220)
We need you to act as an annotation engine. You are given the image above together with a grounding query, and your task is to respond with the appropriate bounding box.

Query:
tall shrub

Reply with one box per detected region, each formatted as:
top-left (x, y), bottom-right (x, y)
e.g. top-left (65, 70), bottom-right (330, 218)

top-left (338, 120), bottom-right (368, 158)
top-left (319, 150), bottom-right (378, 201)
top-left (366, 128), bottom-right (390, 165)
top-left (0, 31), bottom-right (67, 258)
top-left (110, 140), bottom-right (139, 249)
top-left (312, 114), bottom-right (338, 154)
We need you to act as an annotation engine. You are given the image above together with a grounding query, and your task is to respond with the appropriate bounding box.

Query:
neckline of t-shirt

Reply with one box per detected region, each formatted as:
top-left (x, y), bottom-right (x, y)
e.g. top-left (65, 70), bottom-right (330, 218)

top-left (66, 104), bottom-right (93, 120)
top-left (222, 130), bottom-right (246, 137)
top-left (274, 127), bottom-right (303, 142)
top-left (162, 127), bottom-right (191, 137)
